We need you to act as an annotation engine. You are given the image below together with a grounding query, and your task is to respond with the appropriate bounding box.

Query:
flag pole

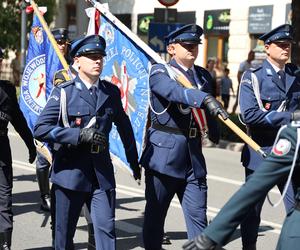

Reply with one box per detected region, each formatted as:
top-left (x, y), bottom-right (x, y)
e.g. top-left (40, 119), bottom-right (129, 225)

top-left (28, 0), bottom-right (70, 78)
top-left (87, 0), bottom-right (266, 158)
top-left (171, 75), bottom-right (267, 157)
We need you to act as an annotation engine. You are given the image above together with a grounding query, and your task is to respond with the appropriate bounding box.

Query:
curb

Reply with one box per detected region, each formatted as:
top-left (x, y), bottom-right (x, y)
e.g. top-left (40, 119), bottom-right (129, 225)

top-left (203, 139), bottom-right (243, 152)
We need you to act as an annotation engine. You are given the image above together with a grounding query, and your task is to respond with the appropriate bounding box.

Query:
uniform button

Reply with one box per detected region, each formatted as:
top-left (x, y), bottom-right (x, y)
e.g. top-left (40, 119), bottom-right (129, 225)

top-left (158, 142), bottom-right (161, 146)
top-left (77, 112), bottom-right (80, 115)
top-left (95, 125), bottom-right (99, 129)
top-left (194, 102), bottom-right (197, 105)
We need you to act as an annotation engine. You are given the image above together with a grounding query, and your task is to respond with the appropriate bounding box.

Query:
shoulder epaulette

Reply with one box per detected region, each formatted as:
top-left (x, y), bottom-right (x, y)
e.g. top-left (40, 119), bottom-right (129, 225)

top-left (56, 79), bottom-right (73, 88)
top-left (102, 79), bottom-right (119, 91)
top-left (0, 80), bottom-right (12, 86)
top-left (53, 69), bottom-right (72, 86)
top-left (150, 63), bottom-right (166, 76)
top-left (196, 65), bottom-right (206, 72)
top-left (101, 79), bottom-right (112, 86)
top-left (285, 63), bottom-right (297, 73)
top-left (250, 66), bottom-right (262, 73)
top-left (0, 80), bottom-right (15, 92)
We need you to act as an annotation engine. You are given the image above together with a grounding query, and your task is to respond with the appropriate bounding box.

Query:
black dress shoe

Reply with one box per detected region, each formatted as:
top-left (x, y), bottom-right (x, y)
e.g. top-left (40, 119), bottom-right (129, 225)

top-left (242, 244), bottom-right (256, 250)
top-left (1, 242), bottom-right (10, 250)
top-left (162, 234), bottom-right (171, 245)
top-left (87, 224), bottom-right (96, 250)
top-left (182, 234), bottom-right (216, 250)
top-left (0, 231), bottom-right (11, 250)
top-left (40, 194), bottom-right (51, 211)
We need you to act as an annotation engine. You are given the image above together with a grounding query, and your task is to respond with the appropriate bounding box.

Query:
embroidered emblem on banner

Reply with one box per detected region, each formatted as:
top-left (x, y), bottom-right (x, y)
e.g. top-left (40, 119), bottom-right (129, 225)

top-left (21, 54), bottom-right (46, 115)
top-left (32, 26), bottom-right (44, 44)
top-left (272, 139), bottom-right (291, 156)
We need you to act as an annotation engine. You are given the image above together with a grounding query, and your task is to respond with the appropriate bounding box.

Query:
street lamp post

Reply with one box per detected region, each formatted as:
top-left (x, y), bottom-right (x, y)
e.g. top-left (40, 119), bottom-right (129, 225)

top-left (20, 0), bottom-right (27, 75)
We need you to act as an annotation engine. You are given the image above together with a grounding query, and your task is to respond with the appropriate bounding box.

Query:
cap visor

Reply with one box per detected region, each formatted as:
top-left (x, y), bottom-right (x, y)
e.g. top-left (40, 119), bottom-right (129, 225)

top-left (78, 50), bottom-right (106, 57)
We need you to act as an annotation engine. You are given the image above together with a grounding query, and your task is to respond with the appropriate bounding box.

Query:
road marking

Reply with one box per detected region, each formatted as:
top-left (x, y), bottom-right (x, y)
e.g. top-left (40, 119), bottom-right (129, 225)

top-left (116, 187), bottom-right (282, 234)
top-left (207, 175), bottom-right (280, 195)
top-left (11, 157), bottom-right (279, 195)
top-left (13, 160), bottom-right (283, 235)
top-left (13, 160), bottom-right (35, 172)
top-left (8, 131), bottom-right (19, 137)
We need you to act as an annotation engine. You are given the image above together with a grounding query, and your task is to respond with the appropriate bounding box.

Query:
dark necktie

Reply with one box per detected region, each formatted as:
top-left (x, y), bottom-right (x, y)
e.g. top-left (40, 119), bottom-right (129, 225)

top-left (186, 69), bottom-right (197, 87)
top-left (90, 86), bottom-right (97, 103)
top-left (278, 70), bottom-right (286, 89)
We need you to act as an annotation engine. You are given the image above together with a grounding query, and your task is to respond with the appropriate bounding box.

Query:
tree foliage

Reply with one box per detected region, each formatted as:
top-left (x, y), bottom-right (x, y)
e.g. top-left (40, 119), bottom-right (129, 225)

top-left (0, 0), bottom-right (56, 53)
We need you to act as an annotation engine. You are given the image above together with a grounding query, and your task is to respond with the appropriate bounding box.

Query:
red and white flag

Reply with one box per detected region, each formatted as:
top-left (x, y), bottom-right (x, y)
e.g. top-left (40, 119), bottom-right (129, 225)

top-left (170, 67), bottom-right (208, 136)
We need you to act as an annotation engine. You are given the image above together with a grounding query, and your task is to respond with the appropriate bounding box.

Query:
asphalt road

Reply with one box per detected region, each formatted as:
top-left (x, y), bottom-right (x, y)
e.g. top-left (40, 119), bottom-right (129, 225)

top-left (8, 129), bottom-right (285, 250)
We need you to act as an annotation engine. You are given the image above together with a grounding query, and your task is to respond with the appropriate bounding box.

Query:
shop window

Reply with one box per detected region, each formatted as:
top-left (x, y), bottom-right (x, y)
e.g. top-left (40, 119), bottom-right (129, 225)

top-left (66, 2), bottom-right (76, 40)
top-left (115, 14), bottom-right (131, 30)
top-left (205, 36), bottom-right (229, 65)
top-left (250, 34), bottom-right (266, 68)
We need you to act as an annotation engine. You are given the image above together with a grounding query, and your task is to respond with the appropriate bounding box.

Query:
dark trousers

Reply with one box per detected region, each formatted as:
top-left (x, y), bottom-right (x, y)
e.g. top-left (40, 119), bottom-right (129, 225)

top-left (36, 152), bottom-right (51, 170)
top-left (51, 184), bottom-right (94, 243)
top-left (221, 94), bottom-right (230, 110)
top-left (0, 163), bottom-right (13, 233)
top-left (276, 206), bottom-right (300, 250)
top-left (240, 168), bottom-right (295, 247)
top-left (54, 185), bottom-right (116, 250)
top-left (51, 184), bottom-right (56, 239)
top-left (143, 170), bottom-right (207, 250)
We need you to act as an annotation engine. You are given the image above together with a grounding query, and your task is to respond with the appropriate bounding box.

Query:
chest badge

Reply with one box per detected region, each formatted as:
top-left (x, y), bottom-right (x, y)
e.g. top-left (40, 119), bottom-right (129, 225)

top-left (264, 102), bottom-right (271, 110)
top-left (75, 117), bottom-right (82, 126)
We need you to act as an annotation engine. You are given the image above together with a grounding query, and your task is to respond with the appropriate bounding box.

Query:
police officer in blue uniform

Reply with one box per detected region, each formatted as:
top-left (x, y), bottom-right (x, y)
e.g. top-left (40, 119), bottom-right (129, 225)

top-left (51, 34), bottom-right (97, 250)
top-left (35, 28), bottom-right (71, 213)
top-left (236, 24), bottom-right (300, 250)
top-left (140, 24), bottom-right (228, 250)
top-left (52, 28), bottom-right (71, 63)
top-left (0, 48), bottom-right (36, 250)
top-left (49, 34), bottom-right (97, 249)
top-left (182, 120), bottom-right (300, 250)
top-left (34, 35), bottom-right (141, 250)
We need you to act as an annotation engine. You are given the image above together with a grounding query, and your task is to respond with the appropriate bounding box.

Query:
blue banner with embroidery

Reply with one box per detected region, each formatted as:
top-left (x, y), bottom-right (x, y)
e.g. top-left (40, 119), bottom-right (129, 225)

top-left (88, 11), bottom-right (151, 171)
top-left (20, 14), bottom-right (62, 131)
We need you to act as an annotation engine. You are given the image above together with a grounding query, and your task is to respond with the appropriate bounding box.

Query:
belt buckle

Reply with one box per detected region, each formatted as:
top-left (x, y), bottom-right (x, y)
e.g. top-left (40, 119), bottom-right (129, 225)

top-left (189, 128), bottom-right (197, 138)
top-left (91, 144), bottom-right (100, 154)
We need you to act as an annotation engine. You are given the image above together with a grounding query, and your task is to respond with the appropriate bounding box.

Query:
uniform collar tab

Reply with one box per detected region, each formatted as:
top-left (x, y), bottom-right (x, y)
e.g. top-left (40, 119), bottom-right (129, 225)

top-left (266, 68), bottom-right (273, 76)
top-left (75, 81), bottom-right (82, 90)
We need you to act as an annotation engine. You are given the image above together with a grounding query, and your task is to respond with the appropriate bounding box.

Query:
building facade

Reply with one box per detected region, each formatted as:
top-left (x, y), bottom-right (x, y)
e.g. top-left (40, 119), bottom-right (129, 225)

top-left (53, 0), bottom-right (292, 88)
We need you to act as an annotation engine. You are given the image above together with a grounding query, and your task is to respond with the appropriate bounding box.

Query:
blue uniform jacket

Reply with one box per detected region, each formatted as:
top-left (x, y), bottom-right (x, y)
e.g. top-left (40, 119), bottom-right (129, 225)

top-left (140, 59), bottom-right (219, 179)
top-left (34, 77), bottom-right (139, 192)
top-left (240, 60), bottom-right (300, 169)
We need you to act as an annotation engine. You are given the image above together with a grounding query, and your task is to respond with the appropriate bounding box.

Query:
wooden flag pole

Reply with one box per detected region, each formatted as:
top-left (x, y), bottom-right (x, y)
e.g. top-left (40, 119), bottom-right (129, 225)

top-left (29, 0), bottom-right (70, 75)
top-left (176, 75), bottom-right (266, 157)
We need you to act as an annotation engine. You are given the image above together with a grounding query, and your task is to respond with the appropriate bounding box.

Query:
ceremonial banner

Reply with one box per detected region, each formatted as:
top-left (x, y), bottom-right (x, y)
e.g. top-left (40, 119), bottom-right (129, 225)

top-left (87, 8), bottom-right (151, 171)
top-left (20, 14), bottom-right (62, 131)
top-left (45, 34), bottom-right (63, 98)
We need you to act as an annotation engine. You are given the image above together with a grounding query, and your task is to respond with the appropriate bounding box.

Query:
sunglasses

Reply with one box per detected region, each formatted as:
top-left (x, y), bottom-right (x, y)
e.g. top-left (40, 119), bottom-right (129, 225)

top-left (273, 41), bottom-right (292, 48)
top-left (56, 39), bottom-right (68, 45)
top-left (179, 43), bottom-right (198, 50)
top-left (84, 53), bottom-right (104, 60)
